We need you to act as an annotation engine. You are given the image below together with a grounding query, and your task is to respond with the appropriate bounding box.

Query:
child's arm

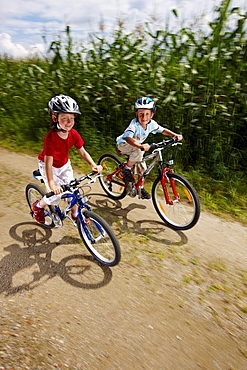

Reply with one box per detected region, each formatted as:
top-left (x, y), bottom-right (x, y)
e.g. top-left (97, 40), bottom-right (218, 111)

top-left (44, 155), bottom-right (63, 194)
top-left (125, 137), bottom-right (150, 151)
top-left (161, 128), bottom-right (183, 141)
top-left (77, 146), bottom-right (103, 173)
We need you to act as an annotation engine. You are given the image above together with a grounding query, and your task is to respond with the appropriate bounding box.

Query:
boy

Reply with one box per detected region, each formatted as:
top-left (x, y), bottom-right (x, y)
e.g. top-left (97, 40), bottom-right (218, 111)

top-left (32, 94), bottom-right (102, 224)
top-left (116, 97), bottom-right (183, 199)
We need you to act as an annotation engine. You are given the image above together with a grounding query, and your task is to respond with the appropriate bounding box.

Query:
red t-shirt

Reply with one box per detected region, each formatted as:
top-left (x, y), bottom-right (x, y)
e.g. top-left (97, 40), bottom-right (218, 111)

top-left (38, 128), bottom-right (84, 168)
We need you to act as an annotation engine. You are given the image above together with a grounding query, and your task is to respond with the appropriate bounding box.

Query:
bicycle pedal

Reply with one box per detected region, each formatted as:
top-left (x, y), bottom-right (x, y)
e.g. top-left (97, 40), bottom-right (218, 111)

top-left (125, 183), bottom-right (132, 195)
top-left (52, 214), bottom-right (63, 228)
top-left (126, 183), bottom-right (137, 198)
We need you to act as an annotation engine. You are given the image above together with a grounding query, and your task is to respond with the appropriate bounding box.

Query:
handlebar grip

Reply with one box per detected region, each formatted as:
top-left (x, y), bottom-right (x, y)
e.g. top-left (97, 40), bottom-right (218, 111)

top-left (45, 184), bottom-right (68, 198)
top-left (149, 143), bottom-right (158, 151)
top-left (46, 191), bottom-right (55, 198)
top-left (89, 170), bottom-right (98, 176)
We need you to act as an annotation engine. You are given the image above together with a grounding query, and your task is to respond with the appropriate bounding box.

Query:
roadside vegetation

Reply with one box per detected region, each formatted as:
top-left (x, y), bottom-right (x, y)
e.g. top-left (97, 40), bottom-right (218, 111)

top-left (0, 0), bottom-right (246, 223)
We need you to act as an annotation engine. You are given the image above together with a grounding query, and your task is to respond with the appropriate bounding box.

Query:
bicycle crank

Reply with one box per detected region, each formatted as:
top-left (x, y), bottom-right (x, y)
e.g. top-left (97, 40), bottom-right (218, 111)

top-left (126, 183), bottom-right (137, 197)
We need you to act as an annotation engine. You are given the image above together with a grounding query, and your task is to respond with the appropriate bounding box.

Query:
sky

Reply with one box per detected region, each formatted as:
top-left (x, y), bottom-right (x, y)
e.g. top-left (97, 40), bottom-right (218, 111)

top-left (0, 0), bottom-right (246, 58)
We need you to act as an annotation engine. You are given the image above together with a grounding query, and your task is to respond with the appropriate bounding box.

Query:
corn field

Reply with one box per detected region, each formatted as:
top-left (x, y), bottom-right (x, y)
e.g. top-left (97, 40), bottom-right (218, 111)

top-left (0, 0), bottom-right (246, 182)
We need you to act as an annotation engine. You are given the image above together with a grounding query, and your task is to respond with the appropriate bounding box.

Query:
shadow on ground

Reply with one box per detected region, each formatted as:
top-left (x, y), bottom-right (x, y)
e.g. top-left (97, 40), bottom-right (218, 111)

top-left (0, 222), bottom-right (112, 296)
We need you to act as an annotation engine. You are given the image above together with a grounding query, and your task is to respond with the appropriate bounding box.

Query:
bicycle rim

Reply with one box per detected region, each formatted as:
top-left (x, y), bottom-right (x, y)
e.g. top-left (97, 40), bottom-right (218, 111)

top-left (77, 211), bottom-right (121, 266)
top-left (25, 183), bottom-right (55, 228)
top-left (152, 173), bottom-right (200, 230)
top-left (98, 154), bottom-right (126, 200)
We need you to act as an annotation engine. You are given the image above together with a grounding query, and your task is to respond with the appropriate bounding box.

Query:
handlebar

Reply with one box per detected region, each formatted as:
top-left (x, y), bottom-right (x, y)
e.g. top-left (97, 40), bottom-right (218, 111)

top-left (45, 171), bottom-right (98, 198)
top-left (149, 137), bottom-right (179, 152)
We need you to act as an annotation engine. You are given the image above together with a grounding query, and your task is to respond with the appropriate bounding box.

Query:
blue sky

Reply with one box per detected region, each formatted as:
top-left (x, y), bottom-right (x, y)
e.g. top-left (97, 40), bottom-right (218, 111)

top-left (0, 0), bottom-right (246, 58)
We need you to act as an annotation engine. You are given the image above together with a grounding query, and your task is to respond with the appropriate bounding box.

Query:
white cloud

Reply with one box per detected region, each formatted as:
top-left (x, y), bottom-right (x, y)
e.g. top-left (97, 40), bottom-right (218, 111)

top-left (0, 33), bottom-right (44, 58)
top-left (0, 33), bottom-right (28, 58)
top-left (0, 0), bottom-right (246, 58)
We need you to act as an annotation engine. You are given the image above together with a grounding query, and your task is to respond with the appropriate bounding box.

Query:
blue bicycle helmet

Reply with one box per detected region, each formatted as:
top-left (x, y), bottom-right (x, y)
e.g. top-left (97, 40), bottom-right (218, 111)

top-left (134, 97), bottom-right (157, 113)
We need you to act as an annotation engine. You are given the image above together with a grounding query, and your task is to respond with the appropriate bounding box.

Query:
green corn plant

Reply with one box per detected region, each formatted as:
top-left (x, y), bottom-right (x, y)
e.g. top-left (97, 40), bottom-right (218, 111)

top-left (0, 1), bottom-right (246, 177)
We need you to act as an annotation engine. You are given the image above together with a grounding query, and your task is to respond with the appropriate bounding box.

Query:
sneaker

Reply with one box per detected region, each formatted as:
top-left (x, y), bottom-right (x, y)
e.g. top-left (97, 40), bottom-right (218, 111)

top-left (121, 168), bottom-right (134, 184)
top-left (32, 201), bottom-right (45, 224)
top-left (140, 188), bottom-right (151, 199)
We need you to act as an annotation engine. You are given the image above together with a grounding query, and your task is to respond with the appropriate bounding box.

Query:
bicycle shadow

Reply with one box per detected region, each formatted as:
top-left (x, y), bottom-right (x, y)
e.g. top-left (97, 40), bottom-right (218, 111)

top-left (0, 222), bottom-right (112, 296)
top-left (87, 193), bottom-right (188, 246)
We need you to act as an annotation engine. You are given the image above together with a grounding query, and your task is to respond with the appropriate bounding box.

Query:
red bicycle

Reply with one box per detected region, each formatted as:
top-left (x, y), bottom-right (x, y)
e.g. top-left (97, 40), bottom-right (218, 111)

top-left (98, 137), bottom-right (200, 230)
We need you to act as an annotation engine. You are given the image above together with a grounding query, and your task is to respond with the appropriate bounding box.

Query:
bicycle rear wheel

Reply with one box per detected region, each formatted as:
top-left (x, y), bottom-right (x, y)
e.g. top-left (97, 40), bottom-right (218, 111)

top-left (98, 153), bottom-right (126, 200)
top-left (77, 210), bottom-right (121, 266)
top-left (25, 183), bottom-right (55, 228)
top-left (152, 172), bottom-right (200, 230)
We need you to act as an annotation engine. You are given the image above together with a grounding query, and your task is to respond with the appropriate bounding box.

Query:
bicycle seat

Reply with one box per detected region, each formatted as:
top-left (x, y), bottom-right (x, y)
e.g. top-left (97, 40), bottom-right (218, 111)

top-left (33, 169), bottom-right (41, 177)
top-left (33, 169), bottom-right (44, 182)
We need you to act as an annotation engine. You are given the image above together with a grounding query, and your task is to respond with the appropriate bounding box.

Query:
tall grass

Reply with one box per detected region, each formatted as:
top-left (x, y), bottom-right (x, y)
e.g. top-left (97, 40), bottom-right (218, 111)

top-left (0, 0), bottom-right (246, 220)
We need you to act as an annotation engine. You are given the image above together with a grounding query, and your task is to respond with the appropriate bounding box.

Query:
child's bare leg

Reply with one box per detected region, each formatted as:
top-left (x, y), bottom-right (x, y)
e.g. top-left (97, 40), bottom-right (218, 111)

top-left (39, 198), bottom-right (47, 208)
top-left (71, 204), bottom-right (78, 220)
top-left (127, 160), bottom-right (136, 167)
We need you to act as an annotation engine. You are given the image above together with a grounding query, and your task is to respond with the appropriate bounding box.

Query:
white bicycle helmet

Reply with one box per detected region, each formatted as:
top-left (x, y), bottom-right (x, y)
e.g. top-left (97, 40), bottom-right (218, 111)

top-left (134, 97), bottom-right (157, 113)
top-left (48, 95), bottom-right (81, 115)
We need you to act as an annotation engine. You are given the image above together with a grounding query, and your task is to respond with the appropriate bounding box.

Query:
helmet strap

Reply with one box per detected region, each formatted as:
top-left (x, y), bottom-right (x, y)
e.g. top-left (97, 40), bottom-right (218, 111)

top-left (55, 123), bottom-right (67, 133)
top-left (52, 114), bottom-right (67, 133)
top-left (55, 126), bottom-right (67, 133)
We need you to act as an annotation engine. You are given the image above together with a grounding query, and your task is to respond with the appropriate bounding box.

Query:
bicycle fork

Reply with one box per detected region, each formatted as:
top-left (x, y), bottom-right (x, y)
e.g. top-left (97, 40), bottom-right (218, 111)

top-left (160, 168), bottom-right (180, 205)
top-left (79, 211), bottom-right (106, 243)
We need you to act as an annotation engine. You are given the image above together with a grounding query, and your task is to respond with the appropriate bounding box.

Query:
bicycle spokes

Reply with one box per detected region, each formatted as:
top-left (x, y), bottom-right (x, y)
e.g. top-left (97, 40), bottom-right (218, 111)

top-left (183, 188), bottom-right (193, 203)
top-left (77, 211), bottom-right (121, 266)
top-left (98, 154), bottom-right (126, 200)
top-left (152, 173), bottom-right (200, 230)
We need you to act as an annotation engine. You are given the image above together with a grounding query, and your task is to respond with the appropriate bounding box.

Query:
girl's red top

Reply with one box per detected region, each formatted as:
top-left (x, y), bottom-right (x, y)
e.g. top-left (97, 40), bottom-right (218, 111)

top-left (38, 128), bottom-right (84, 168)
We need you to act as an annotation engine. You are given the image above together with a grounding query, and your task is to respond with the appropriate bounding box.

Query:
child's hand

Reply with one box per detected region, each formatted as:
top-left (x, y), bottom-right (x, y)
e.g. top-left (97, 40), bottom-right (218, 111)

top-left (92, 164), bottom-right (103, 173)
top-left (142, 143), bottom-right (150, 151)
top-left (175, 134), bottom-right (183, 141)
top-left (50, 185), bottom-right (63, 195)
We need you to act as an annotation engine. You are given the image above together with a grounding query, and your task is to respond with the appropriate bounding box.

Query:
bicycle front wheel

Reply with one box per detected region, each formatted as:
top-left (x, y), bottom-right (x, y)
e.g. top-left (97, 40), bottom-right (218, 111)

top-left (77, 211), bottom-right (121, 266)
top-left (152, 173), bottom-right (200, 230)
top-left (25, 183), bottom-right (55, 228)
top-left (98, 153), bottom-right (126, 200)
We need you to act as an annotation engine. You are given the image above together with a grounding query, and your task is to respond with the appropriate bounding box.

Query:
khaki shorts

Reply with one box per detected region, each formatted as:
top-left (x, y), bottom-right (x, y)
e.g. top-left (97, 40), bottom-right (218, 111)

top-left (117, 142), bottom-right (147, 176)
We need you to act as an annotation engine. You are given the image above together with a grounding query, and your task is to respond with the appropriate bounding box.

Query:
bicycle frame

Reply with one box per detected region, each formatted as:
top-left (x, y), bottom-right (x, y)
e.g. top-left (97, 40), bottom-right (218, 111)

top-left (27, 169), bottom-right (122, 265)
top-left (35, 171), bottom-right (106, 242)
top-left (53, 191), bottom-right (90, 222)
top-left (62, 189), bottom-right (106, 242)
top-left (99, 137), bottom-right (200, 231)
top-left (116, 146), bottom-right (179, 204)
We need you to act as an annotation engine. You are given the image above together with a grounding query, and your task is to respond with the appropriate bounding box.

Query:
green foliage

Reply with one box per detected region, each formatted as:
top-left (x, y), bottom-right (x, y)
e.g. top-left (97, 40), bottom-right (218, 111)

top-left (0, 1), bottom-right (246, 192)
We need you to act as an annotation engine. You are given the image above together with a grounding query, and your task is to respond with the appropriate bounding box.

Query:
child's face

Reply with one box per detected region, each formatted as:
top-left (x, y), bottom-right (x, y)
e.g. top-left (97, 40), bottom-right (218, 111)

top-left (57, 113), bottom-right (75, 131)
top-left (136, 109), bottom-right (154, 127)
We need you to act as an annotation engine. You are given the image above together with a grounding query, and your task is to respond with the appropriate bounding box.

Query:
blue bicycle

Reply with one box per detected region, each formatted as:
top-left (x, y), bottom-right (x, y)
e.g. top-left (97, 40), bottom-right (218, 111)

top-left (25, 170), bottom-right (121, 266)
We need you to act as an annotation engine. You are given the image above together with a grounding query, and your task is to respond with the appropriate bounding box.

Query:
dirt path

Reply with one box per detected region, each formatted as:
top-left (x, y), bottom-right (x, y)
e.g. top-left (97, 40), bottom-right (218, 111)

top-left (0, 147), bottom-right (246, 370)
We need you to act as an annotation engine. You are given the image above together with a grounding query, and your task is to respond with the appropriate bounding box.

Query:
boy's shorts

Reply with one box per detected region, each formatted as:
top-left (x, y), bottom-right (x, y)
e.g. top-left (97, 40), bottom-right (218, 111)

top-left (117, 142), bottom-right (147, 176)
top-left (38, 159), bottom-right (74, 205)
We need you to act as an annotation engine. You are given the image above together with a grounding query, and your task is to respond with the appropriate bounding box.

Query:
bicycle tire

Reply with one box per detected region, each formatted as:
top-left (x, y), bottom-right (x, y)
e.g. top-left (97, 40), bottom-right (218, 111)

top-left (152, 172), bottom-right (200, 230)
top-left (25, 183), bottom-right (56, 228)
top-left (98, 153), bottom-right (127, 200)
top-left (77, 210), bottom-right (121, 266)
